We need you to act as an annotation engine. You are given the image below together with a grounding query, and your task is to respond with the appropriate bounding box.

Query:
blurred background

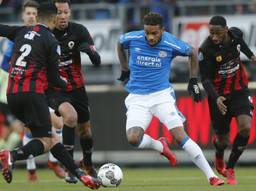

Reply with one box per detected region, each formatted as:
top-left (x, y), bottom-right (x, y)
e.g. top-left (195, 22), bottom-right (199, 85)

top-left (0, 0), bottom-right (256, 167)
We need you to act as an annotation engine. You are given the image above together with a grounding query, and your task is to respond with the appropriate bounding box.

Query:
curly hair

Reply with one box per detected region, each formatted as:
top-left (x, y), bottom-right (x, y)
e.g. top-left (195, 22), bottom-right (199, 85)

top-left (143, 12), bottom-right (163, 27)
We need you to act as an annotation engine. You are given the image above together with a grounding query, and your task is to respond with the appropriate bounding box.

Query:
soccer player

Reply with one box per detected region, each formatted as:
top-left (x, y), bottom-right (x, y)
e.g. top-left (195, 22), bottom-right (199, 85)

top-left (0, 0), bottom-right (66, 181)
top-left (46, 0), bottom-right (101, 182)
top-left (0, 2), bottom-right (100, 189)
top-left (117, 12), bottom-right (224, 186)
top-left (199, 15), bottom-right (255, 185)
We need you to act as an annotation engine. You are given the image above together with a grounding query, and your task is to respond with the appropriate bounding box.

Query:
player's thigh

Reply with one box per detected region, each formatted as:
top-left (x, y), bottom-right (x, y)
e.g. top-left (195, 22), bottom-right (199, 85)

top-left (46, 90), bottom-right (71, 116)
top-left (126, 104), bottom-right (152, 131)
top-left (69, 87), bottom-right (90, 124)
top-left (6, 94), bottom-right (25, 123)
top-left (230, 90), bottom-right (254, 118)
top-left (23, 94), bottom-right (52, 138)
top-left (152, 101), bottom-right (185, 130)
top-left (208, 98), bottom-right (231, 135)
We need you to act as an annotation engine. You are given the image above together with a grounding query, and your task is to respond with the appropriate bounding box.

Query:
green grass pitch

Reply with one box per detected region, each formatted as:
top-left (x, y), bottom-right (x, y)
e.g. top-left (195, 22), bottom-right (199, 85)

top-left (0, 167), bottom-right (255, 191)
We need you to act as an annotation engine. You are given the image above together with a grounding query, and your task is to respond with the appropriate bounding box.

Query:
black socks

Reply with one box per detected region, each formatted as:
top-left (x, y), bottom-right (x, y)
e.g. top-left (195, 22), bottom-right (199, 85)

top-left (227, 134), bottom-right (249, 169)
top-left (80, 136), bottom-right (93, 166)
top-left (62, 124), bottom-right (75, 158)
top-left (50, 143), bottom-right (80, 178)
top-left (11, 139), bottom-right (44, 162)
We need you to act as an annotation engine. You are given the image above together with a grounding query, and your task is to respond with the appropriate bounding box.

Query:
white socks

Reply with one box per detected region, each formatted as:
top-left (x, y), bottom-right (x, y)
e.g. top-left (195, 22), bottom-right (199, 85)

top-left (138, 134), bottom-right (163, 152)
top-left (182, 138), bottom-right (216, 180)
top-left (23, 133), bottom-right (36, 170)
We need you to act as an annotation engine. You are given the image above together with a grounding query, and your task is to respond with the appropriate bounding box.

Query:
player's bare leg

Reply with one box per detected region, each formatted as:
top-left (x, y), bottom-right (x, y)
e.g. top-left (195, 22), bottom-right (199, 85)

top-left (78, 121), bottom-right (97, 177)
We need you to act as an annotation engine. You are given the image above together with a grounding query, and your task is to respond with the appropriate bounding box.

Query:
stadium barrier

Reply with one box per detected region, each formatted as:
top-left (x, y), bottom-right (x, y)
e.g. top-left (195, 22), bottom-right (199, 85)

top-left (11, 86), bottom-right (256, 165)
top-left (62, 83), bottom-right (256, 165)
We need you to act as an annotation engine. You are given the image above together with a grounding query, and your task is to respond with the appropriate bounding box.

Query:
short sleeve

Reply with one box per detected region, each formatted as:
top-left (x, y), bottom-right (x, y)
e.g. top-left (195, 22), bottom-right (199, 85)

top-left (170, 37), bottom-right (192, 57)
top-left (119, 32), bottom-right (134, 49)
top-left (79, 25), bottom-right (94, 46)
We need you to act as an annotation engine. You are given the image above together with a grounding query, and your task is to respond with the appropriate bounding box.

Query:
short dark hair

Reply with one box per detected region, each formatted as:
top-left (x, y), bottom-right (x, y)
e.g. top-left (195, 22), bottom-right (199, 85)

top-left (22, 0), bottom-right (39, 11)
top-left (38, 2), bottom-right (57, 18)
top-left (53, 0), bottom-right (71, 6)
top-left (143, 12), bottom-right (163, 27)
top-left (209, 16), bottom-right (227, 27)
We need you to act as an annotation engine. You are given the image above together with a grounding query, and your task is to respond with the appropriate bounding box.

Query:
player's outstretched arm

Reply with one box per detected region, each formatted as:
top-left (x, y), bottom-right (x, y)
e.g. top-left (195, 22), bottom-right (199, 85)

top-left (0, 24), bottom-right (22, 41)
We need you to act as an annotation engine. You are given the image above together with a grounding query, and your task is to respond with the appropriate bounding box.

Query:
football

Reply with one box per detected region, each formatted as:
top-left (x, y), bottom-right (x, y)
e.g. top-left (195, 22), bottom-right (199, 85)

top-left (97, 163), bottom-right (123, 187)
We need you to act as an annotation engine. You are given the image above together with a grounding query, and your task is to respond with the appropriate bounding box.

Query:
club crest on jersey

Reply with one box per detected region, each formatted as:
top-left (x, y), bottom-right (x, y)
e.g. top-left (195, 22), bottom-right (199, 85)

top-left (68, 41), bottom-right (75, 49)
top-left (159, 51), bottom-right (167, 58)
top-left (216, 55), bottom-right (222, 62)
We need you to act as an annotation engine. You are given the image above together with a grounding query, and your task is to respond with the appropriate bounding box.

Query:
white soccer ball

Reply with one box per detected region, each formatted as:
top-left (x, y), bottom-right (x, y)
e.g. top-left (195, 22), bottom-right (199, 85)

top-left (97, 163), bottom-right (123, 187)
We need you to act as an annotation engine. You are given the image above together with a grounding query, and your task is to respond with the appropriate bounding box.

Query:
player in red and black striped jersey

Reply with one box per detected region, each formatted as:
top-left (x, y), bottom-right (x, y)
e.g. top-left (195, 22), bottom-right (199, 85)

top-left (45, 0), bottom-right (101, 182)
top-left (0, 2), bottom-right (100, 189)
top-left (53, 21), bottom-right (100, 91)
top-left (199, 15), bottom-right (256, 185)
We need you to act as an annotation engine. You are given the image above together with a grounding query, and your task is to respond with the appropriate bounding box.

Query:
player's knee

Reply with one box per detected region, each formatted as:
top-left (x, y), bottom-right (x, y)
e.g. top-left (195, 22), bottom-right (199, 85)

top-left (63, 113), bottom-right (77, 127)
top-left (127, 135), bottom-right (141, 146)
top-left (126, 127), bottom-right (143, 147)
top-left (239, 127), bottom-right (250, 137)
top-left (215, 139), bottom-right (229, 150)
top-left (59, 103), bottom-right (77, 127)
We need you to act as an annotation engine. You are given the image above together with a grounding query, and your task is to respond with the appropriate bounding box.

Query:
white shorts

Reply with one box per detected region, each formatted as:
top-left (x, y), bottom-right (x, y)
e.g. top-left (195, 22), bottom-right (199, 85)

top-left (125, 88), bottom-right (185, 131)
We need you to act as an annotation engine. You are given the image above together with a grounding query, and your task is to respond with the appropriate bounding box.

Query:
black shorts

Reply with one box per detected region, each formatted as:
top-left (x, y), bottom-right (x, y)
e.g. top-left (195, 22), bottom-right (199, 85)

top-left (7, 93), bottom-right (52, 138)
top-left (46, 87), bottom-right (90, 123)
top-left (0, 102), bottom-right (16, 126)
top-left (208, 89), bottom-right (254, 135)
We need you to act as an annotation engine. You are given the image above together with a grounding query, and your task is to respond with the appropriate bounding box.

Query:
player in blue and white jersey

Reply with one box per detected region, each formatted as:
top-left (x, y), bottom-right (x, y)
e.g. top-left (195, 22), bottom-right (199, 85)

top-left (117, 12), bottom-right (224, 186)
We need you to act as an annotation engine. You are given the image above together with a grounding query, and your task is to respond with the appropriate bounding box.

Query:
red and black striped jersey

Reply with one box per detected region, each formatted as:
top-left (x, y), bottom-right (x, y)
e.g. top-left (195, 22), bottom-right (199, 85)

top-left (199, 27), bottom-right (253, 99)
top-left (52, 22), bottom-right (101, 92)
top-left (0, 24), bottom-right (66, 94)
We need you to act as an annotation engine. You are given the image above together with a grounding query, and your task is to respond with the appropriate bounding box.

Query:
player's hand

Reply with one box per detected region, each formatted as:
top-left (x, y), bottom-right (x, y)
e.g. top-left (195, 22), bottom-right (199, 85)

top-left (216, 96), bottom-right (227, 115)
top-left (187, 78), bottom-right (202, 102)
top-left (251, 55), bottom-right (256, 64)
top-left (117, 70), bottom-right (130, 84)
